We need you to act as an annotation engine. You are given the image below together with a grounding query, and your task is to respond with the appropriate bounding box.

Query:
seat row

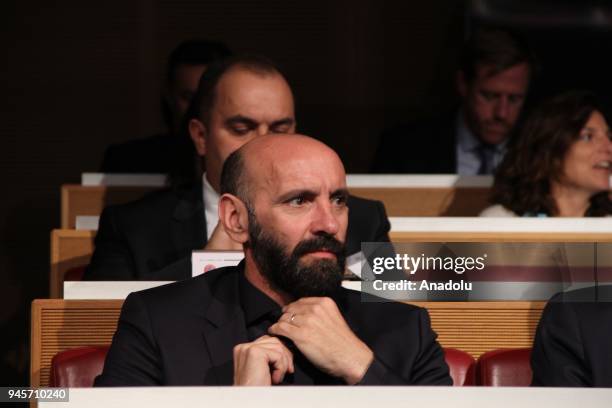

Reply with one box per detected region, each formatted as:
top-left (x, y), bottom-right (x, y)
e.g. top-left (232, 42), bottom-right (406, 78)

top-left (49, 345), bottom-right (532, 387)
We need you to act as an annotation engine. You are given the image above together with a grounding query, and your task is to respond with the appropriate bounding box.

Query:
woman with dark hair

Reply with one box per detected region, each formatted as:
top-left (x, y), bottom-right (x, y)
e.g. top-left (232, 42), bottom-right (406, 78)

top-left (481, 90), bottom-right (612, 217)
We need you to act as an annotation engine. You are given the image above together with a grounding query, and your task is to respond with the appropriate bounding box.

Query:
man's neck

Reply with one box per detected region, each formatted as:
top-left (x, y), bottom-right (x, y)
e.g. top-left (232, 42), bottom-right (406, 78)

top-left (243, 255), bottom-right (293, 307)
top-left (205, 171), bottom-right (220, 194)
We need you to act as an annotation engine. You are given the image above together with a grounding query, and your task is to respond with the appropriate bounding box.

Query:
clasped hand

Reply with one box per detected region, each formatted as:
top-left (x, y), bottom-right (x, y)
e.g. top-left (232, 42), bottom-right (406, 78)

top-left (233, 297), bottom-right (373, 386)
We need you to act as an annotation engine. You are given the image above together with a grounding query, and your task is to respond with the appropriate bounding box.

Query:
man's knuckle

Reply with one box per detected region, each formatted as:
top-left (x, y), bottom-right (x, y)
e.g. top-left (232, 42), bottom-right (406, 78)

top-left (322, 297), bottom-right (337, 309)
top-left (244, 345), bottom-right (260, 358)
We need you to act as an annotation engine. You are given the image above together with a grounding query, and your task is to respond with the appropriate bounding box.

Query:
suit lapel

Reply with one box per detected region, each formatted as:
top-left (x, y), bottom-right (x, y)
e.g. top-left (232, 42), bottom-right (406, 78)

top-left (171, 183), bottom-right (207, 255)
top-left (201, 266), bottom-right (248, 384)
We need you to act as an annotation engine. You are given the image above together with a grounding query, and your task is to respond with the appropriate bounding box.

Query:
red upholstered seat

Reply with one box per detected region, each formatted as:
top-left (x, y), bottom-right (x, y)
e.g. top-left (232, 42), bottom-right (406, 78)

top-left (49, 346), bottom-right (109, 387)
top-left (443, 348), bottom-right (476, 386)
top-left (476, 348), bottom-right (532, 386)
top-left (50, 346), bottom-right (530, 387)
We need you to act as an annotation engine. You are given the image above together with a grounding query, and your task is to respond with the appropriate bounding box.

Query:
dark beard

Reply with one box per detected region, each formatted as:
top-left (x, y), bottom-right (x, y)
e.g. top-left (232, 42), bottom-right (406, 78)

top-left (247, 210), bottom-right (346, 298)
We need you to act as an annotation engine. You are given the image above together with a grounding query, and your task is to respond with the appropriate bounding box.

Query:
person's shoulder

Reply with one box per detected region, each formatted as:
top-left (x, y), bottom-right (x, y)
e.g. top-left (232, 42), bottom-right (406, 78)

top-left (339, 287), bottom-right (424, 319)
top-left (549, 285), bottom-right (612, 304)
top-left (102, 185), bottom-right (195, 219)
top-left (128, 265), bottom-right (238, 310)
top-left (479, 204), bottom-right (518, 217)
top-left (539, 286), bottom-right (612, 330)
top-left (98, 188), bottom-right (173, 224)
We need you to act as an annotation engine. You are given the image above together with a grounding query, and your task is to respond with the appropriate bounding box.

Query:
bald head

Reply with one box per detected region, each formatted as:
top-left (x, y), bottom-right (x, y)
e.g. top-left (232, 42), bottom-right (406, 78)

top-left (220, 134), bottom-right (346, 204)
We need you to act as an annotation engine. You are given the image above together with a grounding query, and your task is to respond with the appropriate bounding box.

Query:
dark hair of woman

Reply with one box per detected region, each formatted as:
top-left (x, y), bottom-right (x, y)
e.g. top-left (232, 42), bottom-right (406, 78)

top-left (491, 90), bottom-right (612, 216)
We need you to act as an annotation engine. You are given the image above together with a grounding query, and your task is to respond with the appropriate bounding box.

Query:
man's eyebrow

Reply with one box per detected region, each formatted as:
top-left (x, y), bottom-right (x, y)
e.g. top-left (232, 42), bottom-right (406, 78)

top-left (331, 188), bottom-right (349, 198)
top-left (270, 117), bottom-right (295, 127)
top-left (225, 115), bottom-right (257, 127)
top-left (276, 188), bottom-right (318, 203)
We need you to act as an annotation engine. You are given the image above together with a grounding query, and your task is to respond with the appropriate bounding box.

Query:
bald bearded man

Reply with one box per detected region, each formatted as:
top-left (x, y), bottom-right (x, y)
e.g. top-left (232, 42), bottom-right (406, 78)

top-left (95, 135), bottom-right (451, 386)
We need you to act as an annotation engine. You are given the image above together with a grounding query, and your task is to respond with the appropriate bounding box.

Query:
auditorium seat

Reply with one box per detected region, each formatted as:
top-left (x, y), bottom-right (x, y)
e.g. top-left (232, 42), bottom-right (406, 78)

top-left (50, 345), bottom-right (475, 387)
top-left (49, 346), bottom-right (109, 387)
top-left (476, 348), bottom-right (532, 386)
top-left (444, 348), bottom-right (476, 386)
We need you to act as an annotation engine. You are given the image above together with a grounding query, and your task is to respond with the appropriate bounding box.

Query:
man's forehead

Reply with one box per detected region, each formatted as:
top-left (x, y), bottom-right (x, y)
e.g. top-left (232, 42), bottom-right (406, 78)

top-left (475, 63), bottom-right (530, 90)
top-left (265, 156), bottom-right (346, 196)
top-left (214, 70), bottom-right (294, 117)
top-left (217, 69), bottom-right (287, 98)
top-left (238, 134), bottom-right (346, 196)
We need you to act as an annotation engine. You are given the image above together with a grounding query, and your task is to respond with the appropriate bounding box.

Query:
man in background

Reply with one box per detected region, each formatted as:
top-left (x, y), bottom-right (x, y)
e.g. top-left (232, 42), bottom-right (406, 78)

top-left (84, 55), bottom-right (392, 281)
top-left (100, 39), bottom-right (231, 174)
top-left (372, 27), bottom-right (534, 175)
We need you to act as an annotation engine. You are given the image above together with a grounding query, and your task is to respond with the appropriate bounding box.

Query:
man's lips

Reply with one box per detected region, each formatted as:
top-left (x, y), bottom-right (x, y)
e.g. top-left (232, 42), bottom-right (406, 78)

top-left (484, 124), bottom-right (508, 133)
top-left (303, 250), bottom-right (337, 259)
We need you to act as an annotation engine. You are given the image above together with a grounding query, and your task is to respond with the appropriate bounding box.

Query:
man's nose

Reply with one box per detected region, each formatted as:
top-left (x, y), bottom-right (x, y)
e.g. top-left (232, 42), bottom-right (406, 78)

top-left (256, 124), bottom-right (270, 136)
top-left (494, 97), bottom-right (510, 120)
top-left (310, 201), bottom-right (340, 236)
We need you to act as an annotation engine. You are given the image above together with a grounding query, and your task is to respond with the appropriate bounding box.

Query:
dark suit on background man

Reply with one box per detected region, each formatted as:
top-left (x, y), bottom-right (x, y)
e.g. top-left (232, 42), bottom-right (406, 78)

top-left (86, 56), bottom-right (397, 283)
top-left (371, 116), bottom-right (456, 174)
top-left (531, 286), bottom-right (612, 387)
top-left (372, 28), bottom-right (534, 175)
top-left (84, 186), bottom-right (392, 281)
top-left (95, 263), bottom-right (451, 386)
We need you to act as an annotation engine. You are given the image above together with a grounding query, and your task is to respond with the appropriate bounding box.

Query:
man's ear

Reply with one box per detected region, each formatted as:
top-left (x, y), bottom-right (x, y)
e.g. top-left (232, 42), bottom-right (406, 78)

top-left (189, 118), bottom-right (207, 156)
top-left (218, 193), bottom-right (250, 244)
top-left (456, 70), bottom-right (468, 98)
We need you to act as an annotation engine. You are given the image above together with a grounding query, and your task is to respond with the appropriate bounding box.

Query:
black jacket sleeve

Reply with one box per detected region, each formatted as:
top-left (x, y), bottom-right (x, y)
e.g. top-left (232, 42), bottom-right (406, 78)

top-left (94, 293), bottom-right (163, 386)
top-left (531, 301), bottom-right (590, 386)
top-left (359, 309), bottom-right (451, 385)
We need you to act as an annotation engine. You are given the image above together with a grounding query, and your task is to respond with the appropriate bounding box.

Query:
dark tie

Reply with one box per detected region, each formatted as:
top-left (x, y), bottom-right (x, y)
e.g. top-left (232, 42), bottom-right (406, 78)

top-left (476, 144), bottom-right (496, 175)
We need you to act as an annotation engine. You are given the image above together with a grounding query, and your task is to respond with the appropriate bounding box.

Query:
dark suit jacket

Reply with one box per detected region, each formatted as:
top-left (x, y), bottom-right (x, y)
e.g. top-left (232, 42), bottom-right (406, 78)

top-left (371, 115), bottom-right (457, 174)
top-left (84, 183), bottom-right (392, 281)
top-left (95, 264), bottom-right (452, 386)
top-left (531, 286), bottom-right (612, 387)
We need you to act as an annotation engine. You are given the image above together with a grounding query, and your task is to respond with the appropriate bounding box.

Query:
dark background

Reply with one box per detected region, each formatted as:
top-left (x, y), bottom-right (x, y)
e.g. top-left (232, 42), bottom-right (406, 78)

top-left (1, 0), bottom-right (611, 385)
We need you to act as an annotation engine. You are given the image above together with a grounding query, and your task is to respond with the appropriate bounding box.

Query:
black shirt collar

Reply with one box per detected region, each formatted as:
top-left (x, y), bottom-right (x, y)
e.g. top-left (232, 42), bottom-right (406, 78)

top-left (239, 270), bottom-right (282, 325)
